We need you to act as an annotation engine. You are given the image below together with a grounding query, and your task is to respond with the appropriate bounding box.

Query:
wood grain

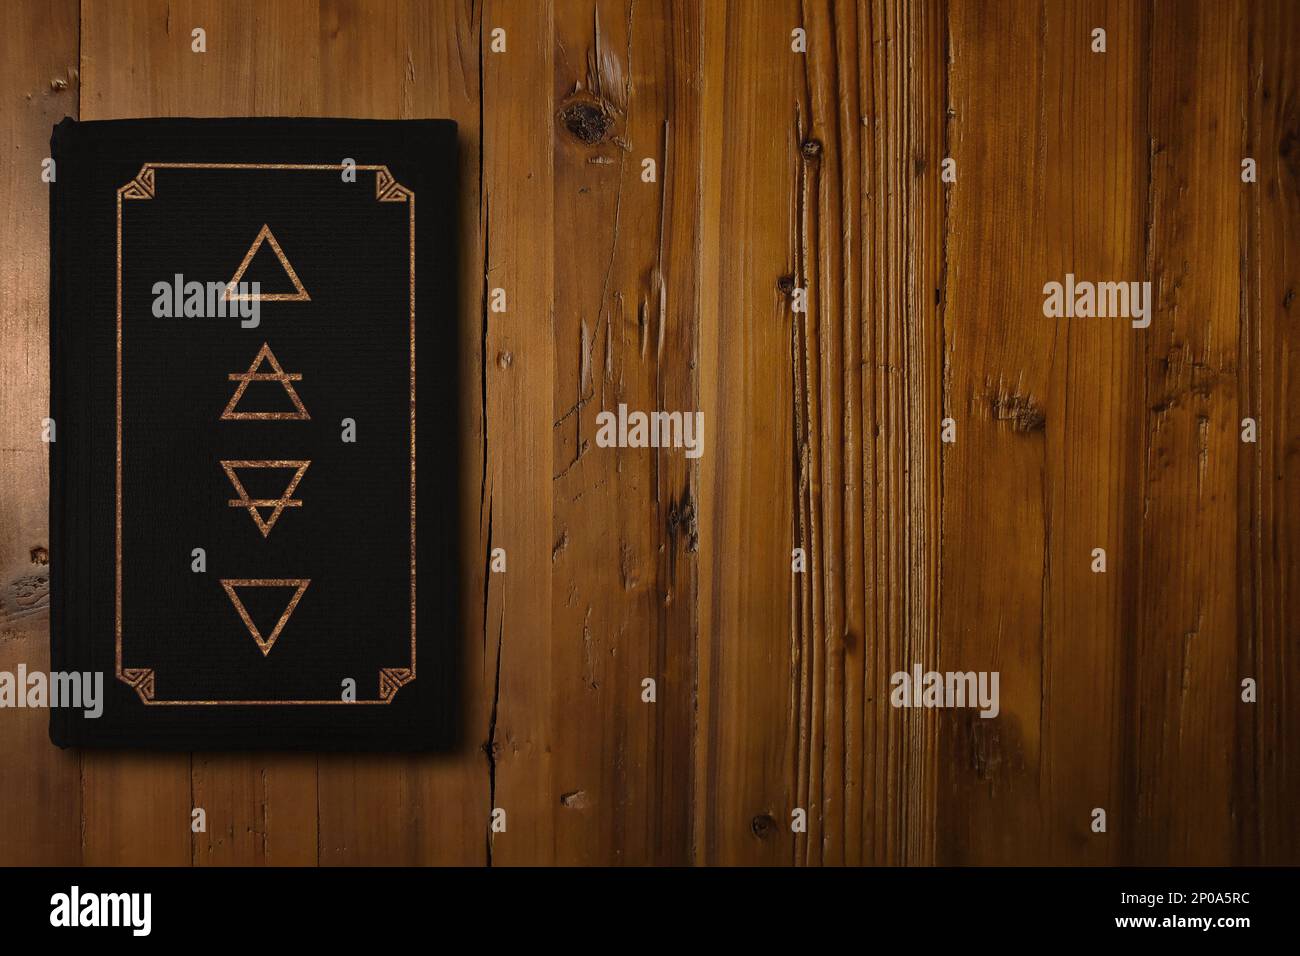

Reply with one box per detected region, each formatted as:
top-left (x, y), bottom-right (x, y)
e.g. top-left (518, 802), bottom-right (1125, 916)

top-left (940, 0), bottom-right (1149, 866)
top-left (1133, 0), bottom-right (1244, 865)
top-left (697, 0), bottom-right (803, 865)
top-left (0, 0), bottom-right (81, 867)
top-left (478, 0), bottom-right (557, 866)
top-left (549, 0), bottom-right (698, 866)
top-left (1241, 0), bottom-right (1300, 866)
top-left (0, 0), bottom-right (1295, 866)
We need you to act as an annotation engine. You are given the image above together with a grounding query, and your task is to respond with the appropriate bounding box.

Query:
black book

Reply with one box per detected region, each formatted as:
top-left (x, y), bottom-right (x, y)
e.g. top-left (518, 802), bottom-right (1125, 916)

top-left (49, 117), bottom-right (461, 750)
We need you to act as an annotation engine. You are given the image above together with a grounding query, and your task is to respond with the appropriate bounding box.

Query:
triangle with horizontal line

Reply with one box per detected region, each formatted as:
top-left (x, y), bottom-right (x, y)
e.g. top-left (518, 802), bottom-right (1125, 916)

top-left (220, 459), bottom-right (310, 537)
top-left (221, 342), bottom-right (310, 420)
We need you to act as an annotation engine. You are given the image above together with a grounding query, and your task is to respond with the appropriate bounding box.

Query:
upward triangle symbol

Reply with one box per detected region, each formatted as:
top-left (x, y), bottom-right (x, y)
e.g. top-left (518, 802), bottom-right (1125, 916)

top-left (224, 224), bottom-right (311, 302)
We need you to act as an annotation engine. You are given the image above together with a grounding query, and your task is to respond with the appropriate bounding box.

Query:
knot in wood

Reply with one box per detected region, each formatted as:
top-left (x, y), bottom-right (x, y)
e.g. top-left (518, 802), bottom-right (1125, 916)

top-left (559, 98), bottom-right (615, 146)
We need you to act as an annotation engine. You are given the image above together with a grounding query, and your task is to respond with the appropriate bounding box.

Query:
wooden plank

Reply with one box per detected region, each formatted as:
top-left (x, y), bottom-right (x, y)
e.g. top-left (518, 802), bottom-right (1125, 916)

top-left (854, 0), bottom-right (948, 866)
top-left (941, 0), bottom-right (1051, 865)
top-left (77, 0), bottom-right (325, 866)
top-left (1239, 0), bottom-right (1300, 866)
top-left (1033, 0), bottom-right (1148, 866)
top-left (0, 0), bottom-right (82, 867)
top-left (477, 0), bottom-right (557, 866)
top-left (310, 0), bottom-right (487, 867)
top-left (939, 0), bottom-right (1149, 864)
top-left (1131, 0), bottom-right (1245, 865)
top-left (192, 754), bottom-right (317, 865)
top-left (696, 0), bottom-right (804, 865)
top-left (697, 0), bottom-right (949, 867)
top-left (79, 752), bottom-right (190, 865)
top-left (548, 0), bottom-right (698, 866)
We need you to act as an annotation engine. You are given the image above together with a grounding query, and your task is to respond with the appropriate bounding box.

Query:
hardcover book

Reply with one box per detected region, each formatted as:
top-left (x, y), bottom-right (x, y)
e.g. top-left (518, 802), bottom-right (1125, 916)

top-left (49, 117), bottom-right (460, 750)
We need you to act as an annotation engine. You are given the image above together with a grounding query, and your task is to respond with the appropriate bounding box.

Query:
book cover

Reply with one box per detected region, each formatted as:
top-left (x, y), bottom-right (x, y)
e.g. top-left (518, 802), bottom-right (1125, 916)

top-left (49, 117), bottom-right (460, 750)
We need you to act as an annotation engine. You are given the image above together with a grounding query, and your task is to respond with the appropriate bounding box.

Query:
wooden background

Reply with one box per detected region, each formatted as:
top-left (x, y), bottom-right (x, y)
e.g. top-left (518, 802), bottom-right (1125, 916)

top-left (1, 0), bottom-right (1296, 866)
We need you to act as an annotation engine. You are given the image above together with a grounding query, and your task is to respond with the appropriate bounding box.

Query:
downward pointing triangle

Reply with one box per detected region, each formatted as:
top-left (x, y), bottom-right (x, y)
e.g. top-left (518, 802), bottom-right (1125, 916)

top-left (221, 579), bottom-right (311, 656)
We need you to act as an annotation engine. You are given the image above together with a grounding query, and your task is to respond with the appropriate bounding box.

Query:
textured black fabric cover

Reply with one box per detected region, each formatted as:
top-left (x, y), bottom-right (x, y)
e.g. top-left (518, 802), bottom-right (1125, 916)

top-left (49, 117), bottom-right (460, 750)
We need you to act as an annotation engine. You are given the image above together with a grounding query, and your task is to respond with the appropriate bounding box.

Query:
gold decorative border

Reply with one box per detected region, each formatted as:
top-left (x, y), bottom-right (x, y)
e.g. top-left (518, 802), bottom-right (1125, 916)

top-left (116, 163), bottom-right (417, 705)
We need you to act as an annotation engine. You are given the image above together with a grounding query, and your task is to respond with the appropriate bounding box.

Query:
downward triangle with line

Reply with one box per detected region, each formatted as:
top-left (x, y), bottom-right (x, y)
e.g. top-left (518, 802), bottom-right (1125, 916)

top-left (221, 459), bottom-right (311, 537)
